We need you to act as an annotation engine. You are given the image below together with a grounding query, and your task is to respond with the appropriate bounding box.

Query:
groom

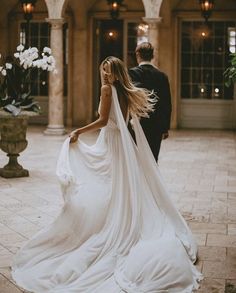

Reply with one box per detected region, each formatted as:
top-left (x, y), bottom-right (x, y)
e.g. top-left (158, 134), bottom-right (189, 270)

top-left (129, 42), bottom-right (172, 162)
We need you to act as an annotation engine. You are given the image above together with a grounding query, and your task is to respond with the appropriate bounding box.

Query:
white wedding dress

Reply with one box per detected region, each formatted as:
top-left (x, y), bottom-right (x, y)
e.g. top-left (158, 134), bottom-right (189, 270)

top-left (12, 86), bottom-right (202, 293)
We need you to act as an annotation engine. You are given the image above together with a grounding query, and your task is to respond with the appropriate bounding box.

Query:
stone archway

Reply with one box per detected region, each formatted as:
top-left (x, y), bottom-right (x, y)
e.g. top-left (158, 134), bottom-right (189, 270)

top-left (45, 0), bottom-right (165, 19)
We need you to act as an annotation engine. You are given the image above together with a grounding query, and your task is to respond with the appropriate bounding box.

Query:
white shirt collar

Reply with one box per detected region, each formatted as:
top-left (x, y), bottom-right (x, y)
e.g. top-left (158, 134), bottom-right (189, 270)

top-left (139, 61), bottom-right (152, 66)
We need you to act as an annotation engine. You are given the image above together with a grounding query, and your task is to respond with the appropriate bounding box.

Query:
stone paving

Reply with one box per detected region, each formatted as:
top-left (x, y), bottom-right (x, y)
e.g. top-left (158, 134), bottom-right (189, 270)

top-left (0, 127), bottom-right (236, 293)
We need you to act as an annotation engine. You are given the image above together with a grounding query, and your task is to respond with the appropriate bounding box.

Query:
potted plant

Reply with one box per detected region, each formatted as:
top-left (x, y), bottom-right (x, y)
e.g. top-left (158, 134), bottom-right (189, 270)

top-left (0, 44), bottom-right (56, 178)
top-left (224, 53), bottom-right (236, 87)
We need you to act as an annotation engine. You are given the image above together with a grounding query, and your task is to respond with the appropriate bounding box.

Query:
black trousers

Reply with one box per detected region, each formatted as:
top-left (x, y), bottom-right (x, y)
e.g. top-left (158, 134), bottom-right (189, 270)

top-left (145, 132), bottom-right (163, 162)
top-left (128, 122), bottom-right (162, 162)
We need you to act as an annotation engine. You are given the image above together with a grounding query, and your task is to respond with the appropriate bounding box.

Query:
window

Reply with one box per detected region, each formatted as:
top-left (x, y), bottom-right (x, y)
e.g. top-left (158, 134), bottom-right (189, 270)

top-left (228, 27), bottom-right (236, 53)
top-left (181, 21), bottom-right (236, 100)
top-left (20, 22), bottom-right (68, 96)
top-left (20, 22), bottom-right (50, 96)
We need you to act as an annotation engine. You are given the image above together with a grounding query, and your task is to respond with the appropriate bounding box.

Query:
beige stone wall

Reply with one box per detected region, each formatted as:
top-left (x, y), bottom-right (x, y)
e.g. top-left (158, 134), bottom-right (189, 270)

top-left (91, 0), bottom-right (144, 12)
top-left (174, 0), bottom-right (236, 10)
top-left (158, 0), bottom-right (177, 128)
top-left (64, 2), bottom-right (93, 127)
top-left (71, 28), bottom-right (92, 125)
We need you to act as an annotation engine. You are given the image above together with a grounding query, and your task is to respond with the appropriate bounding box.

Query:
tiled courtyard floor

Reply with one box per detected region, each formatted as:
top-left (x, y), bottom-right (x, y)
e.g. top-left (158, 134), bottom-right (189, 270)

top-left (0, 127), bottom-right (236, 293)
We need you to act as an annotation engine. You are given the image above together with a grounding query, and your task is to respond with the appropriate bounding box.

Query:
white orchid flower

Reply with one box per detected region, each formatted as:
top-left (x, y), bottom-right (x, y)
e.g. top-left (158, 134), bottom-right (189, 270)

top-left (0, 66), bottom-right (3, 71)
top-left (48, 55), bottom-right (55, 63)
top-left (33, 52), bottom-right (39, 59)
top-left (24, 60), bottom-right (32, 68)
top-left (36, 59), bottom-right (45, 68)
top-left (47, 65), bottom-right (54, 72)
top-left (6, 63), bottom-right (13, 69)
top-left (14, 52), bottom-right (20, 58)
top-left (42, 64), bottom-right (48, 70)
top-left (17, 44), bottom-right (24, 52)
top-left (43, 47), bottom-right (52, 54)
top-left (31, 47), bottom-right (38, 53)
top-left (32, 60), bottom-right (39, 67)
top-left (1, 69), bottom-right (7, 76)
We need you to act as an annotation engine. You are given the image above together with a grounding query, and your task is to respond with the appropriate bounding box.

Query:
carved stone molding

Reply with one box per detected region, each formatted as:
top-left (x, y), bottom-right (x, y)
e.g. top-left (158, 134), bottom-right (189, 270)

top-left (46, 18), bottom-right (64, 30)
top-left (142, 17), bottom-right (162, 29)
top-left (142, 0), bottom-right (163, 19)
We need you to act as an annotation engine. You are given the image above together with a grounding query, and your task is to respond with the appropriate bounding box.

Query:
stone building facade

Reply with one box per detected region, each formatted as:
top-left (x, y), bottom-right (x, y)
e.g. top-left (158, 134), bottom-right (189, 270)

top-left (0, 0), bottom-right (236, 133)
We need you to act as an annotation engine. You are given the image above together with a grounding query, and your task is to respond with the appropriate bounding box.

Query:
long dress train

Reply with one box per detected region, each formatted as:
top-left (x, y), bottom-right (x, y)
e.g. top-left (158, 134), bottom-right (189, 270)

top-left (12, 85), bottom-right (202, 292)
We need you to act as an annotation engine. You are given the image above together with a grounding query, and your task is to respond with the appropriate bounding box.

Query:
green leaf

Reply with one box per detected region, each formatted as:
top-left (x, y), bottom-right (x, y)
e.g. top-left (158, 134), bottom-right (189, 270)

top-left (21, 91), bottom-right (31, 100)
top-left (20, 101), bottom-right (39, 109)
top-left (3, 104), bottom-right (21, 116)
top-left (225, 80), bottom-right (231, 87)
top-left (224, 53), bottom-right (236, 86)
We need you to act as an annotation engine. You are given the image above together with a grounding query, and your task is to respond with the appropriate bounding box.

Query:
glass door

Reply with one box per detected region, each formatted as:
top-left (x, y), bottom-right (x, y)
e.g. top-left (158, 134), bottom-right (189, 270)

top-left (92, 19), bottom-right (149, 118)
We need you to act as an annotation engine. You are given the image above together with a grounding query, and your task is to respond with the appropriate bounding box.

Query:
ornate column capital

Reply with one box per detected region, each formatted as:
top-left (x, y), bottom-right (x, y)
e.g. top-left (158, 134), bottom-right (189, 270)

top-left (46, 18), bottom-right (64, 29)
top-left (142, 17), bottom-right (162, 29)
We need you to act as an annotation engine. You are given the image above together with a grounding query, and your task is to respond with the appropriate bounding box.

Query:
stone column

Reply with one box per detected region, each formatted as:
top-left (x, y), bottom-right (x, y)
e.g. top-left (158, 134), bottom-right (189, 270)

top-left (44, 18), bottom-right (66, 135)
top-left (142, 17), bottom-right (162, 67)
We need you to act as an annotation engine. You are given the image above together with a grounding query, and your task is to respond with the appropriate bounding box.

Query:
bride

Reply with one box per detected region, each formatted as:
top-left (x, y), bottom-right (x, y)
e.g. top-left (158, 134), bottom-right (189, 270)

top-left (12, 56), bottom-right (202, 292)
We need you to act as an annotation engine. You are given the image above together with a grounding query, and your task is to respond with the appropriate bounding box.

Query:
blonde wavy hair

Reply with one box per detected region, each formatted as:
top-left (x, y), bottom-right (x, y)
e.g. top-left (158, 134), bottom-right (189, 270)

top-left (100, 56), bottom-right (156, 118)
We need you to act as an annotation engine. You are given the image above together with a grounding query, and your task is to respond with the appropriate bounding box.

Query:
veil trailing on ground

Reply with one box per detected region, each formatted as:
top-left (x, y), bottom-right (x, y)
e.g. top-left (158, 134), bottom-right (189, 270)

top-left (113, 86), bottom-right (198, 261)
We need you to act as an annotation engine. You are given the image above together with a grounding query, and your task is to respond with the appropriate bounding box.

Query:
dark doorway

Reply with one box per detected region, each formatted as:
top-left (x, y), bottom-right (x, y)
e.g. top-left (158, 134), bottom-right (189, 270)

top-left (93, 19), bottom-right (124, 117)
top-left (99, 19), bottom-right (123, 63)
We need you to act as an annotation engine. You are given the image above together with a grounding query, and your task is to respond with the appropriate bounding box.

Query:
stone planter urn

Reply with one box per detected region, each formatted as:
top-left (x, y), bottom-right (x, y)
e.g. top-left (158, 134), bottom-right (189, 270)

top-left (0, 110), bottom-right (37, 178)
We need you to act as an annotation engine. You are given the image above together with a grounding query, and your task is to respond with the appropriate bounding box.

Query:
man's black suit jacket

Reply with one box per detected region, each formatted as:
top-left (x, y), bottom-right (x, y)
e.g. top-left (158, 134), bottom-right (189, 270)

top-left (129, 64), bottom-right (172, 136)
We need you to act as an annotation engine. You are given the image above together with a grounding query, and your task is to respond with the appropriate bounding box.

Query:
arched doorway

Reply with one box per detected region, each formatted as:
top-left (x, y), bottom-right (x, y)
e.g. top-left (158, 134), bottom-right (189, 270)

top-left (89, 0), bottom-right (146, 118)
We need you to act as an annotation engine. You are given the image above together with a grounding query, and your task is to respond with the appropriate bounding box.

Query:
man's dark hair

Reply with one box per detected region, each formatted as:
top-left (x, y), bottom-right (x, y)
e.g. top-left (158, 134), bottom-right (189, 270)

top-left (135, 42), bottom-right (154, 61)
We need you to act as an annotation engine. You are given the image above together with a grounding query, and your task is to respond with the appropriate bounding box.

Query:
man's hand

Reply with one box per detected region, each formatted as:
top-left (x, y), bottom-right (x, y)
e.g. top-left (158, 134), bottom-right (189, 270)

top-left (162, 132), bottom-right (169, 140)
top-left (69, 130), bottom-right (79, 143)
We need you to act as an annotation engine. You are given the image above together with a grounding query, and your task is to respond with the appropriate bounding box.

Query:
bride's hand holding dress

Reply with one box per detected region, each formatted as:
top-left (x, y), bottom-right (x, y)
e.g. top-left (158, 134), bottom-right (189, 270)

top-left (69, 84), bottom-right (112, 144)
